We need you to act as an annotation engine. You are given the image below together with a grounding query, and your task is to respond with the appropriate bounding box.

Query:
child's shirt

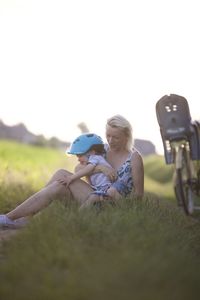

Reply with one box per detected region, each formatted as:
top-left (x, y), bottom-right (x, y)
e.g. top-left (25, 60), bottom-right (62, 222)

top-left (88, 154), bottom-right (112, 192)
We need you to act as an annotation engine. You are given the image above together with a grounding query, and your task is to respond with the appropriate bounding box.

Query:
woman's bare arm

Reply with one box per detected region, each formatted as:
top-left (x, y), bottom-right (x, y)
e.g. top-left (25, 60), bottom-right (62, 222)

top-left (131, 151), bottom-right (144, 197)
top-left (93, 165), bottom-right (117, 181)
top-left (75, 163), bottom-right (117, 182)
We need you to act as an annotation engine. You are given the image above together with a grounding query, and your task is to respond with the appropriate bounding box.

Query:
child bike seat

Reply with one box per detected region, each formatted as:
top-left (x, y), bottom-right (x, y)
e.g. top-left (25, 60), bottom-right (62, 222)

top-left (156, 94), bottom-right (192, 141)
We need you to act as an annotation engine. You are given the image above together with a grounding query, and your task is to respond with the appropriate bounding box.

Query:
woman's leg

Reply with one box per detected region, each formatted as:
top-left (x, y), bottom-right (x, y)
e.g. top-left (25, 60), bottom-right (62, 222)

top-left (46, 169), bottom-right (94, 204)
top-left (6, 181), bottom-right (68, 220)
top-left (6, 169), bottom-right (93, 220)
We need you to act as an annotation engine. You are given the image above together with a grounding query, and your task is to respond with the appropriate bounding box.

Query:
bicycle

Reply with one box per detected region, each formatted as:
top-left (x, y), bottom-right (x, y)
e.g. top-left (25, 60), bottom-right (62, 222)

top-left (156, 94), bottom-right (200, 215)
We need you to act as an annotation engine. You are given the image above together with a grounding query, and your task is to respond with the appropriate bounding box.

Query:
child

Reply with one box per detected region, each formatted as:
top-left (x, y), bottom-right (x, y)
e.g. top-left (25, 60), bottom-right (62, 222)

top-left (64, 133), bottom-right (127, 208)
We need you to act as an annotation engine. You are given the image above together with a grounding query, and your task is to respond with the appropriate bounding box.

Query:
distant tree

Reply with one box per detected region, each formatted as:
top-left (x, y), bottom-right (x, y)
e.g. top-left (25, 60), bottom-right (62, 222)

top-left (48, 136), bottom-right (60, 148)
top-left (33, 134), bottom-right (47, 147)
top-left (77, 122), bottom-right (89, 133)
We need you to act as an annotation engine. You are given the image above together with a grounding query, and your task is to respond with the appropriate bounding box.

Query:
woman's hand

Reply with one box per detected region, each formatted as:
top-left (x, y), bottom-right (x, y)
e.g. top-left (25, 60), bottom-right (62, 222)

top-left (94, 165), bottom-right (117, 182)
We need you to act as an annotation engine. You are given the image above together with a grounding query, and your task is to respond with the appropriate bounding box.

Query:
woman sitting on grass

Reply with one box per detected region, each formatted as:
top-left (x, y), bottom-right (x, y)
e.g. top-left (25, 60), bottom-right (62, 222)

top-left (0, 115), bottom-right (144, 228)
top-left (65, 133), bottom-right (128, 209)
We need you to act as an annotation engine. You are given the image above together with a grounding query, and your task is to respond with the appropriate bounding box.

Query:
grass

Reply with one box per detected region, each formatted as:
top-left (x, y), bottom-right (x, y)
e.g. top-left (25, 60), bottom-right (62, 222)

top-left (144, 154), bottom-right (175, 200)
top-left (0, 140), bottom-right (76, 212)
top-left (0, 140), bottom-right (200, 300)
top-left (144, 154), bottom-right (174, 183)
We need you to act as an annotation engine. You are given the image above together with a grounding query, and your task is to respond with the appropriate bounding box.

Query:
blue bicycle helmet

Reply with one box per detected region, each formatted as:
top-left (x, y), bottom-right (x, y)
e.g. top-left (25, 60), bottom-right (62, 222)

top-left (67, 133), bottom-right (104, 155)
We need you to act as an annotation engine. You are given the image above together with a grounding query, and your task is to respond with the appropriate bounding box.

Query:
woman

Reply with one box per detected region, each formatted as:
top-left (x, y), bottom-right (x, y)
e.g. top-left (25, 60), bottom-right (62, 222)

top-left (0, 115), bottom-right (144, 228)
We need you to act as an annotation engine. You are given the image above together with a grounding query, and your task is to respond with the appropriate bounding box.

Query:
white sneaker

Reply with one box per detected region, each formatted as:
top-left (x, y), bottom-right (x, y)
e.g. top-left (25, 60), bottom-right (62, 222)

top-left (0, 215), bottom-right (28, 229)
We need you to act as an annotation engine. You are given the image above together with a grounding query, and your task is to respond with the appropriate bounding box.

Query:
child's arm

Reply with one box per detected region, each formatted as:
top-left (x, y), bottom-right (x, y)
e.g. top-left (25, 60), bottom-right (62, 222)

top-left (74, 163), bottom-right (91, 184)
top-left (74, 163), bottom-right (86, 173)
top-left (94, 165), bottom-right (117, 181)
top-left (67, 163), bottom-right (95, 186)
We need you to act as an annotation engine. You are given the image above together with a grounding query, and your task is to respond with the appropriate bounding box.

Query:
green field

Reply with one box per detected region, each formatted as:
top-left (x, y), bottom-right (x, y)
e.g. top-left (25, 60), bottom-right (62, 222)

top-left (0, 140), bottom-right (200, 300)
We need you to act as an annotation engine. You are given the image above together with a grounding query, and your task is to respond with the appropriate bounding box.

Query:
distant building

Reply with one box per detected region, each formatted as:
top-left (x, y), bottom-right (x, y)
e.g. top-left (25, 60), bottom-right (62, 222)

top-left (134, 138), bottom-right (156, 156)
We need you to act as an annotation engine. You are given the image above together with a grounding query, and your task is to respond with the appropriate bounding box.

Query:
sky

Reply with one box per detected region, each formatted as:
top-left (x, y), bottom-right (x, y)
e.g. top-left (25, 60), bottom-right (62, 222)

top-left (0, 0), bottom-right (199, 154)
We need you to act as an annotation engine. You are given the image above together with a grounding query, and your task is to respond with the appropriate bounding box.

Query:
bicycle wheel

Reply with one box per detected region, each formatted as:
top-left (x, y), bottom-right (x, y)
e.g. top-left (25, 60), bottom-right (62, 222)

top-left (174, 147), bottom-right (194, 215)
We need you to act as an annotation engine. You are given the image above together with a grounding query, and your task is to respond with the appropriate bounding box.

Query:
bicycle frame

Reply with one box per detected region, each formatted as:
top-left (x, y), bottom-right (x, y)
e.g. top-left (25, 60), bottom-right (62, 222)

top-left (171, 139), bottom-right (200, 215)
top-left (156, 94), bottom-right (200, 216)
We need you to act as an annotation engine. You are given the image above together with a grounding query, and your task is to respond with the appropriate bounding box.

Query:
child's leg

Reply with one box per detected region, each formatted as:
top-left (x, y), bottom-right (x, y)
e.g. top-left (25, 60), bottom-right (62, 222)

top-left (79, 194), bottom-right (101, 210)
top-left (106, 187), bottom-right (122, 200)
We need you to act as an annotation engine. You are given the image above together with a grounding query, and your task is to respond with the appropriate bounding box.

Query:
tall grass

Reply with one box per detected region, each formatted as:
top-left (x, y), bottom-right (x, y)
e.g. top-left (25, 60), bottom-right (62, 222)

top-left (0, 141), bottom-right (200, 300)
top-left (1, 200), bottom-right (200, 300)
top-left (144, 154), bottom-right (174, 183)
top-left (144, 154), bottom-right (175, 200)
top-left (0, 140), bottom-right (75, 211)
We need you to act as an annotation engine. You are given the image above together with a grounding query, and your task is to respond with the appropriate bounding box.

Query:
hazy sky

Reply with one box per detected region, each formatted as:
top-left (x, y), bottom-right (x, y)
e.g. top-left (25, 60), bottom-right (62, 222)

top-left (0, 0), bottom-right (199, 153)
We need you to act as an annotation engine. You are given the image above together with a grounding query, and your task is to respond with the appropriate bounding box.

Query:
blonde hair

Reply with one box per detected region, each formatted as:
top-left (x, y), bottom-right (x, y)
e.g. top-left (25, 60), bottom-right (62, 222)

top-left (106, 114), bottom-right (133, 151)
